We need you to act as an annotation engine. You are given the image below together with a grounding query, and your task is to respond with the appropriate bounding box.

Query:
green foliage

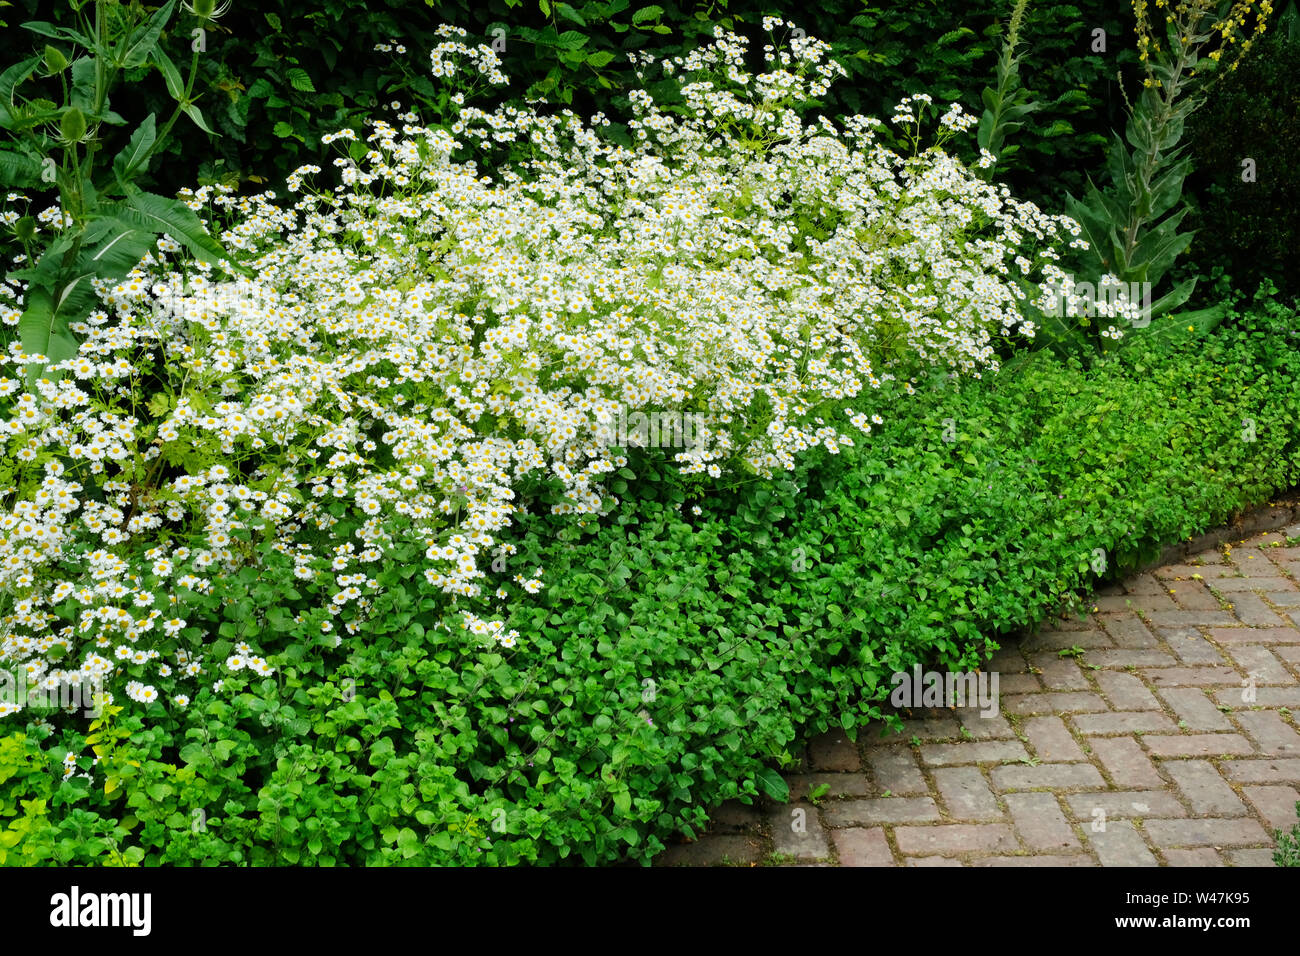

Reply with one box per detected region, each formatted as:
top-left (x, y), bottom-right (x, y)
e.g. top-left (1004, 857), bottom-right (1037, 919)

top-left (0, 0), bottom-right (247, 386)
top-left (1185, 16), bottom-right (1300, 302)
top-left (0, 1), bottom-right (1135, 214)
top-left (1275, 801), bottom-right (1300, 867)
top-left (5, 290), bottom-right (1298, 865)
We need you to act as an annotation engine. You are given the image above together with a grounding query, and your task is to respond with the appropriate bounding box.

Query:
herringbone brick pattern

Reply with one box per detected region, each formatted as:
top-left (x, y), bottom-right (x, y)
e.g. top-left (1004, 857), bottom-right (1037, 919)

top-left (656, 526), bottom-right (1300, 866)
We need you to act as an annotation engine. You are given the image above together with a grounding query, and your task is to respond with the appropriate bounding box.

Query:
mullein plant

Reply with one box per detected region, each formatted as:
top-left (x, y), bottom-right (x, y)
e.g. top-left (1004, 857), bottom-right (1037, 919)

top-left (976, 0), bottom-right (1039, 182)
top-left (0, 0), bottom-right (247, 390)
top-left (1036, 0), bottom-right (1274, 356)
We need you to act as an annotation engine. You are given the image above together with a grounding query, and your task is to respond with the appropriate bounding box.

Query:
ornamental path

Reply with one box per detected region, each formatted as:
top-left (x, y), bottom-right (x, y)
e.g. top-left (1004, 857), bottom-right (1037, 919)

top-left (655, 517), bottom-right (1300, 867)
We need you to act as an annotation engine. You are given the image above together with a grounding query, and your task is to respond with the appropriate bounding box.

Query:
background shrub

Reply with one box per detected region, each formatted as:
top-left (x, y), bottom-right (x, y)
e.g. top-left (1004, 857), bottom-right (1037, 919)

top-left (1184, 19), bottom-right (1300, 302)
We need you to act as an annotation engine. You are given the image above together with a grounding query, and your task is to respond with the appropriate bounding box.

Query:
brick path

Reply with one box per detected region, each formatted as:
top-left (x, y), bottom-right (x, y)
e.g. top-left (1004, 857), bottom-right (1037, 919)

top-left (655, 524), bottom-right (1300, 866)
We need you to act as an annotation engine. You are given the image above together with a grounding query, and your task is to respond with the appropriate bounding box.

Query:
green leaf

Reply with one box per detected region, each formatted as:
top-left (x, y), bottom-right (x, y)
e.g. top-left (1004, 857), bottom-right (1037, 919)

top-left (632, 5), bottom-right (664, 24)
top-left (180, 102), bottom-right (216, 136)
top-left (150, 44), bottom-right (185, 103)
top-left (286, 67), bottom-right (315, 93)
top-left (0, 150), bottom-right (43, 188)
top-left (754, 767), bottom-right (788, 802)
top-left (0, 55), bottom-right (41, 128)
top-left (20, 20), bottom-right (63, 40)
top-left (555, 2), bottom-right (586, 26)
top-left (112, 113), bottom-right (157, 183)
top-left (81, 219), bottom-right (155, 275)
top-left (586, 50), bottom-right (615, 68)
top-left (120, 0), bottom-right (176, 70)
top-left (69, 56), bottom-right (96, 112)
top-left (112, 191), bottom-right (243, 273)
top-left (17, 286), bottom-right (80, 387)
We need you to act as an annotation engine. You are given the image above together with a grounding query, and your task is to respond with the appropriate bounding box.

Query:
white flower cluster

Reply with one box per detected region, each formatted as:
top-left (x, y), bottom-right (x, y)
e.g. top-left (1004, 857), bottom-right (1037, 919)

top-left (0, 24), bottom-right (1078, 719)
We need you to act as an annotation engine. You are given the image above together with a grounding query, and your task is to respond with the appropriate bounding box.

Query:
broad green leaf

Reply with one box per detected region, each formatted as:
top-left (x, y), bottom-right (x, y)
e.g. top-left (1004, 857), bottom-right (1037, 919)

top-left (112, 113), bottom-right (157, 183)
top-left (81, 220), bottom-right (155, 276)
top-left (20, 20), bottom-right (62, 39)
top-left (112, 191), bottom-right (242, 272)
top-left (286, 67), bottom-right (315, 93)
top-left (69, 56), bottom-right (96, 112)
top-left (0, 150), bottom-right (43, 188)
top-left (180, 102), bottom-right (216, 135)
top-left (120, 0), bottom-right (176, 70)
top-left (555, 2), bottom-right (586, 26)
top-left (1130, 208), bottom-right (1193, 282)
top-left (17, 286), bottom-right (81, 387)
top-left (754, 767), bottom-right (788, 802)
top-left (151, 44), bottom-right (185, 103)
top-left (632, 5), bottom-right (664, 24)
top-left (1146, 157), bottom-right (1191, 222)
top-left (0, 55), bottom-right (40, 128)
top-left (1145, 276), bottom-right (1196, 321)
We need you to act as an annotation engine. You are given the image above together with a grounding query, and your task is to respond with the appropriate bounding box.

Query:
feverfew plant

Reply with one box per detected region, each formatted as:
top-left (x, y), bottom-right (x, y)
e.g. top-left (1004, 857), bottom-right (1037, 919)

top-left (0, 21), bottom-right (1080, 728)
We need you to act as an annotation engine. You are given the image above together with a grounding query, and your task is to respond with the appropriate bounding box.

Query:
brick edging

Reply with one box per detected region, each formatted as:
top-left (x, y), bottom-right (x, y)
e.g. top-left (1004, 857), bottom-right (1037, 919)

top-left (1134, 487), bottom-right (1300, 575)
top-left (1008, 485), bottom-right (1300, 640)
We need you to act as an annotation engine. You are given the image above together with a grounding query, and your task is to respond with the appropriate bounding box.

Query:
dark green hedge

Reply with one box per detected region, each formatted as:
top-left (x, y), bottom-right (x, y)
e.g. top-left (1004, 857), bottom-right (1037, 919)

top-left (12, 2), bottom-right (1300, 292)
top-left (0, 1), bottom-right (1133, 208)
top-left (1184, 24), bottom-right (1300, 301)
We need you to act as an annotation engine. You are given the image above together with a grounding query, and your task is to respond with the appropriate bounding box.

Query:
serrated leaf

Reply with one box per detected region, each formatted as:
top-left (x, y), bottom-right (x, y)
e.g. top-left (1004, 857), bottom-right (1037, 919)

top-left (0, 55), bottom-right (41, 128)
top-left (82, 220), bottom-right (154, 276)
top-left (0, 150), bottom-right (43, 188)
top-left (111, 192), bottom-right (238, 272)
top-left (67, 56), bottom-right (96, 113)
top-left (18, 286), bottom-right (81, 388)
top-left (286, 67), bottom-right (315, 93)
top-left (632, 5), bottom-right (664, 24)
top-left (555, 2), bottom-right (586, 26)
